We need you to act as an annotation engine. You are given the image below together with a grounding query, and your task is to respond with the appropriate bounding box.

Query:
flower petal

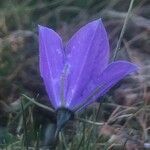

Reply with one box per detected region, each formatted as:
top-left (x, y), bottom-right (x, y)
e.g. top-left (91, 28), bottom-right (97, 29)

top-left (39, 25), bottom-right (64, 108)
top-left (65, 19), bottom-right (109, 107)
top-left (74, 61), bottom-right (138, 111)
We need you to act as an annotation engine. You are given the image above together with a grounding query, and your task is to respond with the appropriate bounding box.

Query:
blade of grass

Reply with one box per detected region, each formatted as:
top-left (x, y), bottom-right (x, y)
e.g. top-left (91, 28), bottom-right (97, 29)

top-left (112, 0), bottom-right (135, 61)
top-left (76, 117), bottom-right (104, 126)
top-left (22, 94), bottom-right (54, 113)
top-left (77, 121), bottom-right (86, 150)
top-left (61, 132), bottom-right (69, 150)
top-left (21, 99), bottom-right (28, 150)
top-left (85, 103), bottom-right (102, 150)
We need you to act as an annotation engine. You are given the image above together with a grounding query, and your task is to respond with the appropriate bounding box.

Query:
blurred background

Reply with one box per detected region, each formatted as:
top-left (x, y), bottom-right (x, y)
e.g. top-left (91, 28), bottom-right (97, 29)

top-left (0, 0), bottom-right (150, 149)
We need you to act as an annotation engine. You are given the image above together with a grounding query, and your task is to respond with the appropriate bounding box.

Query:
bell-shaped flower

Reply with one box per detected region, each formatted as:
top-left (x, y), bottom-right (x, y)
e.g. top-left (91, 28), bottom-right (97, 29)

top-left (39, 19), bottom-right (138, 133)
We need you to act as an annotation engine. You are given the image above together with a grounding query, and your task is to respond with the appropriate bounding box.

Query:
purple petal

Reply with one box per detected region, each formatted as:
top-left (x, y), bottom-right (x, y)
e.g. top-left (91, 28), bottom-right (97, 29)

top-left (74, 61), bottom-right (138, 111)
top-left (65, 19), bottom-right (109, 108)
top-left (39, 25), bottom-right (64, 109)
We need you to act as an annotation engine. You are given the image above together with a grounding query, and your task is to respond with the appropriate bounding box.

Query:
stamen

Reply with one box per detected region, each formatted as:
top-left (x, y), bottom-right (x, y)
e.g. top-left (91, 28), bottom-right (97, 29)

top-left (60, 64), bottom-right (68, 106)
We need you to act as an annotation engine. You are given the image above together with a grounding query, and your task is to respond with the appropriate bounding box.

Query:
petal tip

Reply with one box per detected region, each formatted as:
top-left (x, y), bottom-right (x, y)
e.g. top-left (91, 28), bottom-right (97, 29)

top-left (114, 60), bottom-right (139, 73)
top-left (38, 25), bottom-right (52, 32)
top-left (90, 18), bottom-right (103, 26)
top-left (38, 24), bottom-right (45, 30)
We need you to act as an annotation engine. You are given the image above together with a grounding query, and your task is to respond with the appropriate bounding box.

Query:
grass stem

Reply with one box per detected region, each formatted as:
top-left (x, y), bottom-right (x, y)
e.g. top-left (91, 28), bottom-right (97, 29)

top-left (112, 0), bottom-right (135, 61)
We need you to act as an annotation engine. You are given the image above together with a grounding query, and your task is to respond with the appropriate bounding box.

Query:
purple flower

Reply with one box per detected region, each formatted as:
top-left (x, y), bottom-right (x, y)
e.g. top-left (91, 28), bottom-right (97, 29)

top-left (39, 19), bottom-right (138, 112)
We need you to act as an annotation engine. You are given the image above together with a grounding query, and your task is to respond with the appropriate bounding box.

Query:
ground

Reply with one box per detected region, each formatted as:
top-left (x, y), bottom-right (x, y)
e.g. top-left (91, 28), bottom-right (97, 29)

top-left (0, 0), bottom-right (150, 149)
